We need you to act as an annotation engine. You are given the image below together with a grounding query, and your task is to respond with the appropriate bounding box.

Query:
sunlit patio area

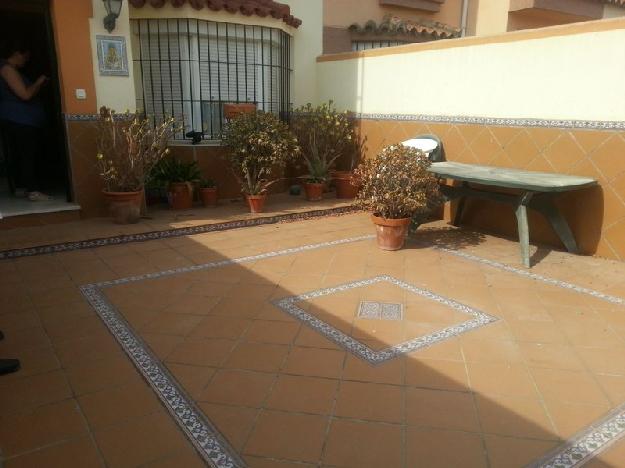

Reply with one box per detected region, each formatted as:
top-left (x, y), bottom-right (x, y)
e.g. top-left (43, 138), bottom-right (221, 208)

top-left (2, 205), bottom-right (625, 467)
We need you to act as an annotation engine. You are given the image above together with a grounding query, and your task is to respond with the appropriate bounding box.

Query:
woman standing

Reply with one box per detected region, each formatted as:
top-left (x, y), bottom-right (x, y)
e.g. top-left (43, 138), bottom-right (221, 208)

top-left (0, 39), bottom-right (50, 201)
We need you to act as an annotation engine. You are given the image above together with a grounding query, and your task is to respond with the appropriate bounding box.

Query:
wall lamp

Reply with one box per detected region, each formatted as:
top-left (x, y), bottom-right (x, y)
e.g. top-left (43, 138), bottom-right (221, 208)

top-left (103, 0), bottom-right (124, 33)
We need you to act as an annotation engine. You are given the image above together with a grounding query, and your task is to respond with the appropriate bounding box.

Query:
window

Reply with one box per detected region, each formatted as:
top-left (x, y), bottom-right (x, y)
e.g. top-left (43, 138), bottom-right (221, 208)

top-left (132, 19), bottom-right (292, 141)
top-left (351, 40), bottom-right (408, 51)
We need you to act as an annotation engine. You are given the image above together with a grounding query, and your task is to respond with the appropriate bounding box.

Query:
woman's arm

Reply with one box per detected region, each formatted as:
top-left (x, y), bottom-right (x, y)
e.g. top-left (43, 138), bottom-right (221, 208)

top-left (0, 65), bottom-right (46, 101)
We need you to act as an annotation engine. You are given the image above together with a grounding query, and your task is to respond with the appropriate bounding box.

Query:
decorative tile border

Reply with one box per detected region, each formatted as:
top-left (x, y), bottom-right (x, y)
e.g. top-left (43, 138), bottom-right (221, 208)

top-left (356, 112), bottom-right (625, 131)
top-left (81, 235), bottom-right (373, 467)
top-left (0, 206), bottom-right (358, 260)
top-left (273, 275), bottom-right (497, 365)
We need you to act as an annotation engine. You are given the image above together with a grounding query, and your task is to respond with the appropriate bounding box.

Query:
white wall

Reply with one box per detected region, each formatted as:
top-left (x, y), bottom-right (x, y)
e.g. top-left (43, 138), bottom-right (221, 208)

top-left (90, 0), bottom-right (137, 112)
top-left (317, 19), bottom-right (625, 122)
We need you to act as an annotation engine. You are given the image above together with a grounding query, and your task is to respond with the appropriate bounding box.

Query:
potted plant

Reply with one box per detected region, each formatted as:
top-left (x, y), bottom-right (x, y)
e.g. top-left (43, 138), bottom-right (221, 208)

top-left (291, 102), bottom-right (356, 201)
top-left (222, 110), bottom-right (299, 213)
top-left (96, 107), bottom-right (176, 223)
top-left (199, 179), bottom-right (218, 207)
top-left (354, 144), bottom-right (441, 251)
top-left (150, 158), bottom-right (201, 210)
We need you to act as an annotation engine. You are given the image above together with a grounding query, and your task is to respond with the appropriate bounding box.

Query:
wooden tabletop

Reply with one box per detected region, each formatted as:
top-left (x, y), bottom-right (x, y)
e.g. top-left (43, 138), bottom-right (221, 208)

top-left (428, 162), bottom-right (598, 193)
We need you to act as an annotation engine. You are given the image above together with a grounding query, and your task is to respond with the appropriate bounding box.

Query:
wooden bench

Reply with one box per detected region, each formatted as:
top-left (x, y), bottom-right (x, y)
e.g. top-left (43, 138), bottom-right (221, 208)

top-left (427, 162), bottom-right (597, 268)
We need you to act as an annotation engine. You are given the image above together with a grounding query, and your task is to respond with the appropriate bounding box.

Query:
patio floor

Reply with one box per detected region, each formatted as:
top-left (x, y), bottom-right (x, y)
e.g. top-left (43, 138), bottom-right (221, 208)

top-left (2, 209), bottom-right (625, 467)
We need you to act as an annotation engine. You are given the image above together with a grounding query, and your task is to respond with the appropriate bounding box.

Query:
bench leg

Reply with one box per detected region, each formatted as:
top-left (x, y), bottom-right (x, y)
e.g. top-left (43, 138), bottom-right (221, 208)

top-left (515, 192), bottom-right (534, 268)
top-left (451, 182), bottom-right (469, 227)
top-left (531, 197), bottom-right (579, 254)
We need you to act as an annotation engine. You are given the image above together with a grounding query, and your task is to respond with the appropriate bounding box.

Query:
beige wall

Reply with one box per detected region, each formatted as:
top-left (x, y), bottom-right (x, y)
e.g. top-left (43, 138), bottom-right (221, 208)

top-left (323, 0), bottom-right (465, 29)
top-left (90, 0), bottom-right (137, 112)
top-left (473, 0), bottom-right (510, 35)
top-left (317, 18), bottom-right (625, 122)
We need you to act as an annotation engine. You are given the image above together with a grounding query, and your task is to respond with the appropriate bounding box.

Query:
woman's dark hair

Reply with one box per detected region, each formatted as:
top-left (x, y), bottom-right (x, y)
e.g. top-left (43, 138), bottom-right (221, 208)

top-left (0, 38), bottom-right (30, 60)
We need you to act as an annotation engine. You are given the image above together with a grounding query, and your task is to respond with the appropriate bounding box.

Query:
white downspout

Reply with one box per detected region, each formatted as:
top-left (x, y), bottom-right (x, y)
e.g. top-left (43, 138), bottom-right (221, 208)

top-left (460, 0), bottom-right (470, 37)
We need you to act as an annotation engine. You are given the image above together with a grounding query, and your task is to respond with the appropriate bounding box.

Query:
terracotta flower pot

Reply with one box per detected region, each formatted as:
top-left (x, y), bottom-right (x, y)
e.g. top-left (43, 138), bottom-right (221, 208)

top-left (102, 190), bottom-right (142, 224)
top-left (168, 182), bottom-right (193, 210)
top-left (246, 194), bottom-right (267, 213)
top-left (303, 182), bottom-right (324, 201)
top-left (333, 171), bottom-right (360, 199)
top-left (371, 214), bottom-right (411, 251)
top-left (200, 187), bottom-right (218, 207)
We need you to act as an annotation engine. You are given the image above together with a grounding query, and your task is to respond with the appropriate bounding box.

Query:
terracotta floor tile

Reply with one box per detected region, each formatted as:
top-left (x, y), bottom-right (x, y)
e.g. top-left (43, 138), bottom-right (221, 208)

top-left (0, 370), bottom-right (72, 415)
top-left (199, 369), bottom-right (275, 407)
top-left (293, 326), bottom-right (341, 350)
top-left (165, 363), bottom-right (216, 399)
top-left (410, 337), bottom-right (464, 361)
top-left (405, 387), bottom-right (480, 432)
top-left (587, 437), bottom-right (625, 467)
top-left (142, 333), bottom-right (185, 360)
top-left (519, 342), bottom-right (586, 371)
top-left (0, 346), bottom-right (60, 383)
top-left (30, 286), bottom-right (85, 308)
top-left (405, 357), bottom-right (469, 391)
top-left (140, 312), bottom-right (205, 336)
top-left (334, 381), bottom-right (403, 423)
top-left (323, 419), bottom-right (403, 468)
top-left (65, 354), bottom-right (142, 396)
top-left (78, 380), bottom-right (162, 430)
top-left (209, 297), bottom-right (264, 319)
top-left (475, 393), bottom-right (555, 439)
top-left (531, 368), bottom-right (610, 406)
top-left (243, 410), bottom-right (328, 462)
top-left (166, 338), bottom-right (234, 367)
top-left (558, 320), bottom-right (624, 348)
top-left (484, 434), bottom-right (559, 468)
top-left (223, 342), bottom-right (290, 372)
top-left (467, 362), bottom-right (539, 399)
top-left (0, 326), bottom-right (51, 354)
top-left (134, 448), bottom-right (205, 468)
top-left (575, 346), bottom-right (625, 375)
top-left (3, 436), bottom-right (102, 468)
top-left (54, 329), bottom-right (123, 367)
top-left (44, 315), bottom-right (109, 344)
top-left (94, 411), bottom-right (190, 468)
top-left (265, 375), bottom-right (338, 414)
top-left (245, 456), bottom-right (315, 468)
top-left (546, 401), bottom-right (610, 438)
top-left (243, 320), bottom-right (301, 345)
top-left (343, 353), bottom-right (403, 385)
top-left (461, 338), bottom-right (524, 364)
top-left (281, 347), bottom-right (346, 379)
top-left (594, 374), bottom-right (625, 405)
top-left (507, 319), bottom-right (568, 344)
top-left (198, 403), bottom-right (258, 450)
top-left (188, 315), bottom-right (252, 340)
top-left (406, 427), bottom-right (488, 468)
top-left (0, 399), bottom-right (88, 457)
top-left (0, 310), bottom-right (41, 333)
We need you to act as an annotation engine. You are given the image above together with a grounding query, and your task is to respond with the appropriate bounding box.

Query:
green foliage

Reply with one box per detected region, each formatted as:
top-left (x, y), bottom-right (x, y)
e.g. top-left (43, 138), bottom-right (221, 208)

top-left (199, 178), bottom-right (216, 189)
top-left (96, 107), bottom-right (177, 192)
top-left (354, 144), bottom-right (442, 219)
top-left (222, 110), bottom-right (300, 195)
top-left (291, 101), bottom-right (358, 182)
top-left (149, 158), bottom-right (201, 186)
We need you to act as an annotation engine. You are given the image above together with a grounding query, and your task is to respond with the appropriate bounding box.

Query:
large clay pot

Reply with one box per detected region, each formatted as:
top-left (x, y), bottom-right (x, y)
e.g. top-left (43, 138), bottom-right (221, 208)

top-left (371, 215), bottom-right (411, 251)
top-left (168, 182), bottom-right (193, 210)
top-left (103, 190), bottom-right (142, 224)
top-left (200, 187), bottom-right (218, 207)
top-left (246, 194), bottom-right (267, 213)
top-left (333, 171), bottom-right (360, 199)
top-left (303, 182), bottom-right (324, 202)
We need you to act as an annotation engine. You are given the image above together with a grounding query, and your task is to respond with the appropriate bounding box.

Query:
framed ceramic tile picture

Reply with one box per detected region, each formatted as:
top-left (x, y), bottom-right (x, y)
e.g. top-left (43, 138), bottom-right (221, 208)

top-left (96, 35), bottom-right (129, 76)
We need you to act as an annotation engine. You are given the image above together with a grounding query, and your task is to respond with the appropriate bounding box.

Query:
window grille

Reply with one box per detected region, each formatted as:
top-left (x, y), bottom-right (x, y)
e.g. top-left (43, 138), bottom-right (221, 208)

top-left (132, 18), bottom-right (292, 141)
top-left (351, 40), bottom-right (408, 51)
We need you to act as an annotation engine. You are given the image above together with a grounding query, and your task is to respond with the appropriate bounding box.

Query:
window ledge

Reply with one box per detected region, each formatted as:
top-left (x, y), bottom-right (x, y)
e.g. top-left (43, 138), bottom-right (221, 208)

top-left (169, 140), bottom-right (223, 147)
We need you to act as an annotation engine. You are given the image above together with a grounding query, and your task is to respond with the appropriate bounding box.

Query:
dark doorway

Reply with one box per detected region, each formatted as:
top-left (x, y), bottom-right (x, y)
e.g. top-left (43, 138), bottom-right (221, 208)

top-left (0, 0), bottom-right (72, 210)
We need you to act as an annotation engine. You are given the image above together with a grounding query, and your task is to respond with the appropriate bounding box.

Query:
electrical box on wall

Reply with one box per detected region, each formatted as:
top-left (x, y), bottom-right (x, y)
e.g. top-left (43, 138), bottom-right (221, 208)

top-left (75, 89), bottom-right (87, 100)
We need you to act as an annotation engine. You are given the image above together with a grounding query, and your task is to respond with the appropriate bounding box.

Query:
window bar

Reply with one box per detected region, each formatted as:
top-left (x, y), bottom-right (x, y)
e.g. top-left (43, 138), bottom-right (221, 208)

top-left (156, 19), bottom-right (167, 122)
top-left (146, 20), bottom-right (158, 127)
top-left (165, 20), bottom-right (175, 127)
top-left (243, 25), bottom-right (249, 103)
top-left (225, 23), bottom-right (231, 108)
top-left (216, 22), bottom-right (223, 136)
top-left (234, 24), bottom-right (240, 104)
top-left (252, 26), bottom-right (258, 106)
top-left (185, 18), bottom-right (195, 133)
top-left (260, 26), bottom-right (265, 112)
top-left (136, 20), bottom-right (147, 119)
top-left (206, 20), bottom-right (214, 139)
top-left (175, 19), bottom-right (185, 139)
top-left (195, 19), bottom-right (204, 138)
top-left (269, 27), bottom-right (273, 114)
top-left (279, 31), bottom-right (284, 119)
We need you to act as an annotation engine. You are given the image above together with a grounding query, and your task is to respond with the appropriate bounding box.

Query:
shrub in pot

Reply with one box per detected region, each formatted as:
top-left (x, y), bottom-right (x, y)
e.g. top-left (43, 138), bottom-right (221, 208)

top-left (222, 110), bottom-right (299, 213)
top-left (291, 102), bottom-right (358, 200)
top-left (150, 158), bottom-right (201, 210)
top-left (354, 144), bottom-right (441, 251)
top-left (96, 107), bottom-right (176, 223)
top-left (199, 179), bottom-right (218, 207)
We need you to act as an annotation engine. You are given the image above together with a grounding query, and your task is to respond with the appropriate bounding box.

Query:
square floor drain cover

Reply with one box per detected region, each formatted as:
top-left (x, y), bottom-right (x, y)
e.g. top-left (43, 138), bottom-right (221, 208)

top-left (358, 301), bottom-right (404, 320)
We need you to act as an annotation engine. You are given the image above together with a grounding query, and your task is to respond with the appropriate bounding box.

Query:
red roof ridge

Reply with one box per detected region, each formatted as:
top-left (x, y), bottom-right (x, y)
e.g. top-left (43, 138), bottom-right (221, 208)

top-left (129, 0), bottom-right (302, 28)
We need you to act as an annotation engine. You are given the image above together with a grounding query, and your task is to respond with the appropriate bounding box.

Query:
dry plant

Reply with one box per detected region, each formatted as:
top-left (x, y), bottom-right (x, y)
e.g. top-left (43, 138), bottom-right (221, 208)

top-left (354, 144), bottom-right (442, 219)
top-left (96, 107), bottom-right (176, 192)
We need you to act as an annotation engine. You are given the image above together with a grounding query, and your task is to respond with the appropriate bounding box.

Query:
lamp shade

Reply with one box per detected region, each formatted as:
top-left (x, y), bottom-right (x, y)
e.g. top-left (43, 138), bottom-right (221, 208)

top-left (103, 0), bottom-right (123, 17)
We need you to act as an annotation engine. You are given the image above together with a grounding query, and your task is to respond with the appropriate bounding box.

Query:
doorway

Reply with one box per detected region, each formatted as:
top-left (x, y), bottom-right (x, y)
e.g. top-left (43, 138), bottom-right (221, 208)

top-left (0, 0), bottom-right (74, 218)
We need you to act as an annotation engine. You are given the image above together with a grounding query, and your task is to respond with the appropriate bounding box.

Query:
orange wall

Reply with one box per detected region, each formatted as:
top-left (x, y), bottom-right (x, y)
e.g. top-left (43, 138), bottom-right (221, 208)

top-left (50, 0), bottom-right (97, 115)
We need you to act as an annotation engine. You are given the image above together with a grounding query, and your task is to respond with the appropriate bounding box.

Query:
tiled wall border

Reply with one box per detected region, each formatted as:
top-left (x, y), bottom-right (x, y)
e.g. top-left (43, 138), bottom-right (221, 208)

top-left (355, 113), bottom-right (625, 130)
top-left (273, 275), bottom-right (497, 365)
top-left (0, 206), bottom-right (358, 260)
